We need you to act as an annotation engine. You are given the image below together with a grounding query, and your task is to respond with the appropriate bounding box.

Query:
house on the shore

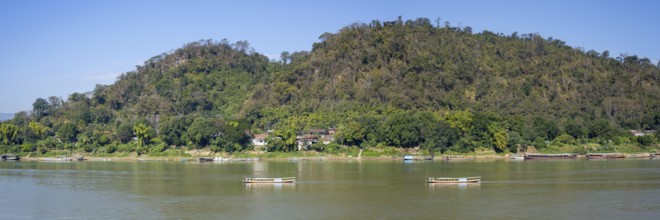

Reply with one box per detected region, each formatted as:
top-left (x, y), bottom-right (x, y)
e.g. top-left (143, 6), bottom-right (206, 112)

top-left (630, 130), bottom-right (656, 137)
top-left (252, 134), bottom-right (269, 151)
top-left (296, 128), bottom-right (336, 150)
top-left (296, 134), bottom-right (318, 151)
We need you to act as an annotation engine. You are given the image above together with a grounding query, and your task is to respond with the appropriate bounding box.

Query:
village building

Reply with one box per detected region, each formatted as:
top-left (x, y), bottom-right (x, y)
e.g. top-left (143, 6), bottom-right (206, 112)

top-left (296, 128), bottom-right (336, 150)
top-left (251, 134), bottom-right (269, 151)
top-left (630, 130), bottom-right (656, 137)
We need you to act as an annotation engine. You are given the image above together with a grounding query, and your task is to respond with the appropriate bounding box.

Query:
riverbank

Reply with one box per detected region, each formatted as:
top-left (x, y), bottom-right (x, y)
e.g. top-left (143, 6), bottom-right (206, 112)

top-left (7, 143), bottom-right (659, 162)
top-left (15, 151), bottom-right (658, 162)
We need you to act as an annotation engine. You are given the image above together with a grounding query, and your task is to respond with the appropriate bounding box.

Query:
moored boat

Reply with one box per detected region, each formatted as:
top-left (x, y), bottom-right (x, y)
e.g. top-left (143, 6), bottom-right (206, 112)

top-left (198, 157), bottom-right (214, 162)
top-left (443, 155), bottom-right (474, 160)
top-left (426, 176), bottom-right (481, 183)
top-left (1, 154), bottom-right (20, 161)
top-left (586, 153), bottom-right (625, 159)
top-left (509, 154), bottom-right (525, 160)
top-left (524, 153), bottom-right (576, 160)
top-left (41, 156), bottom-right (73, 161)
top-left (243, 177), bottom-right (296, 183)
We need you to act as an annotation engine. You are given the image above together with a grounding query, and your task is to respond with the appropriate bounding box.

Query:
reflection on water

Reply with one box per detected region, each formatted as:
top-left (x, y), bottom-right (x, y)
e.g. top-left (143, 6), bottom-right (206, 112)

top-left (244, 183), bottom-right (296, 191)
top-left (428, 182), bottom-right (481, 190)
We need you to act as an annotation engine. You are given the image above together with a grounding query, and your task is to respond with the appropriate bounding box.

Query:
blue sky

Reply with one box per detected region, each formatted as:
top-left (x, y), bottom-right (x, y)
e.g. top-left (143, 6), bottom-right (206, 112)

top-left (1, 0), bottom-right (659, 113)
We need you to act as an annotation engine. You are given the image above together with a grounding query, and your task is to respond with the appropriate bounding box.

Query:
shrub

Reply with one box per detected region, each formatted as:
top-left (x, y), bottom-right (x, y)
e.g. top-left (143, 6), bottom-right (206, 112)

top-left (636, 135), bottom-right (656, 146)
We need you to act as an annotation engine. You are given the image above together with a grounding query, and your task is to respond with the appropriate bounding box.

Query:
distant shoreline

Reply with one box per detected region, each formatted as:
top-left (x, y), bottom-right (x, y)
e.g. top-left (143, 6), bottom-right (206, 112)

top-left (15, 152), bottom-right (657, 162)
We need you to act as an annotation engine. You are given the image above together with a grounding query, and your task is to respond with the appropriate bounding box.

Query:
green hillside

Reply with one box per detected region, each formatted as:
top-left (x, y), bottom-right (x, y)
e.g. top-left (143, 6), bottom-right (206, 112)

top-left (2, 18), bottom-right (659, 155)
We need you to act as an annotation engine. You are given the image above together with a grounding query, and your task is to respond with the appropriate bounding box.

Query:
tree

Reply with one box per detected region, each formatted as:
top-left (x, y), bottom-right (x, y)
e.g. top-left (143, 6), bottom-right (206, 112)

top-left (273, 124), bottom-right (297, 152)
top-left (445, 111), bottom-right (473, 136)
top-left (489, 123), bottom-right (509, 152)
top-left (507, 131), bottom-right (524, 152)
top-left (385, 112), bottom-right (420, 148)
top-left (219, 119), bottom-right (250, 151)
top-left (133, 123), bottom-right (153, 147)
top-left (28, 121), bottom-right (47, 140)
top-left (57, 122), bottom-right (77, 143)
top-left (588, 119), bottom-right (614, 139)
top-left (280, 51), bottom-right (291, 64)
top-left (160, 116), bottom-right (192, 146)
top-left (116, 123), bottom-right (134, 144)
top-left (421, 121), bottom-right (458, 156)
top-left (533, 117), bottom-right (559, 141)
top-left (0, 123), bottom-right (19, 145)
top-left (32, 98), bottom-right (49, 118)
top-left (565, 120), bottom-right (587, 139)
top-left (336, 121), bottom-right (365, 146)
top-left (187, 117), bottom-right (217, 148)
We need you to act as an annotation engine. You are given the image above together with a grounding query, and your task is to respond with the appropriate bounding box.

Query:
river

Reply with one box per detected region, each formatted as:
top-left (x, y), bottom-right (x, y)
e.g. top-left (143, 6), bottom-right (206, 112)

top-left (1, 158), bottom-right (658, 219)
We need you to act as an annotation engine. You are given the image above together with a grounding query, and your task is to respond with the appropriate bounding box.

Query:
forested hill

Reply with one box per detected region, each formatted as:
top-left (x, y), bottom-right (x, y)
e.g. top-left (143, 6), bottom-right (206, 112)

top-left (2, 17), bottom-right (660, 155)
top-left (254, 18), bottom-right (660, 122)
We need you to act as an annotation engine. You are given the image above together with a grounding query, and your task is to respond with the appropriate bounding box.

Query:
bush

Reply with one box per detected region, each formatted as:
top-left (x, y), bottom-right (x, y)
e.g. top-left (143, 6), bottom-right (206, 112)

top-left (21, 143), bottom-right (35, 152)
top-left (117, 142), bottom-right (137, 152)
top-left (310, 143), bottom-right (325, 152)
top-left (636, 135), bottom-right (656, 146)
top-left (82, 144), bottom-right (95, 153)
top-left (148, 143), bottom-right (167, 154)
top-left (323, 143), bottom-right (342, 154)
top-left (552, 134), bottom-right (575, 145)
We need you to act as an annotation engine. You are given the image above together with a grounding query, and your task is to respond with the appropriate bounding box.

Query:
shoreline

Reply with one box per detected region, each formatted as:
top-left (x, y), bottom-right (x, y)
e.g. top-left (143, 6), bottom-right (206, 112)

top-left (15, 152), bottom-right (656, 162)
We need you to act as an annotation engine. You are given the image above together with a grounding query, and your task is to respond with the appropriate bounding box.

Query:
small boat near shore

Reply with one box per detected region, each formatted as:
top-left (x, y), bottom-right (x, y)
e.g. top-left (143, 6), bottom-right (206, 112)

top-left (586, 153), bottom-right (625, 159)
top-left (443, 155), bottom-right (474, 160)
top-left (243, 177), bottom-right (296, 183)
top-left (426, 176), bottom-right (481, 184)
top-left (509, 154), bottom-right (525, 160)
top-left (524, 153), bottom-right (576, 160)
top-left (1, 154), bottom-right (20, 161)
top-left (41, 155), bottom-right (84, 162)
top-left (197, 157), bottom-right (214, 162)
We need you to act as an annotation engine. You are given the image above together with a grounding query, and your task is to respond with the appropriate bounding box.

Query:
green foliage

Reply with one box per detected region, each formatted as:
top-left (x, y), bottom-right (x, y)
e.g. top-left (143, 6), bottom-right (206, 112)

top-left (385, 112), bottom-right (421, 148)
top-left (32, 98), bottom-right (49, 119)
top-left (636, 135), bottom-right (656, 146)
top-left (187, 117), bottom-right (217, 148)
top-left (6, 18), bottom-right (660, 155)
top-left (420, 121), bottom-right (458, 155)
top-left (0, 123), bottom-right (19, 145)
top-left (116, 123), bottom-right (133, 144)
top-left (133, 123), bottom-right (153, 147)
top-left (57, 122), bottom-right (78, 143)
top-left (160, 115), bottom-right (193, 146)
top-left (336, 121), bottom-right (365, 146)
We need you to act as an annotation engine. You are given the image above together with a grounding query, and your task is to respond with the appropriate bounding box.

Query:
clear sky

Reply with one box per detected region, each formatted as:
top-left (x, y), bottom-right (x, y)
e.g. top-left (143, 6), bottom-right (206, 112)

top-left (1, 0), bottom-right (659, 113)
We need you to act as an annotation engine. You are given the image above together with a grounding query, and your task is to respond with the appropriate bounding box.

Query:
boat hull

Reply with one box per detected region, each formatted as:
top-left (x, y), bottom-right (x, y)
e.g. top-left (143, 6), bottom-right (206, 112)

top-left (524, 154), bottom-right (576, 160)
top-left (427, 177), bottom-right (481, 184)
top-left (1, 155), bottom-right (20, 161)
top-left (586, 153), bottom-right (625, 159)
top-left (243, 177), bottom-right (296, 183)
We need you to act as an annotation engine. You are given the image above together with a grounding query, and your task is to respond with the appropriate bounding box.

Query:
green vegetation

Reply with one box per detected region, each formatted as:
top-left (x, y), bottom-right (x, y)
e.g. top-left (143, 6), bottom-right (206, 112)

top-left (2, 17), bottom-right (660, 157)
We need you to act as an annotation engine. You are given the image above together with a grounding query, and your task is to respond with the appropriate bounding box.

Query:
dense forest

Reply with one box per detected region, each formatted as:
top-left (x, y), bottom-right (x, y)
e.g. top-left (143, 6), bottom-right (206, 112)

top-left (2, 17), bottom-right (660, 156)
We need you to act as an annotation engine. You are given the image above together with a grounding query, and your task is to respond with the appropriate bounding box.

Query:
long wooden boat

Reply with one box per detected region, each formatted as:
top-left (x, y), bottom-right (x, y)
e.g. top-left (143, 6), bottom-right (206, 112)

top-left (197, 157), bottom-right (214, 162)
top-left (524, 153), bottom-right (576, 160)
top-left (586, 153), bottom-right (625, 159)
top-left (426, 176), bottom-right (481, 184)
top-left (443, 155), bottom-right (474, 160)
top-left (1, 154), bottom-right (20, 161)
top-left (243, 177), bottom-right (296, 183)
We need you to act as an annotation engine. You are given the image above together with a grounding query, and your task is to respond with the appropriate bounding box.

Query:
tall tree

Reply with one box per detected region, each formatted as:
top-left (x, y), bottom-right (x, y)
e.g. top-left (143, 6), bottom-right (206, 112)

top-left (32, 98), bottom-right (49, 118)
